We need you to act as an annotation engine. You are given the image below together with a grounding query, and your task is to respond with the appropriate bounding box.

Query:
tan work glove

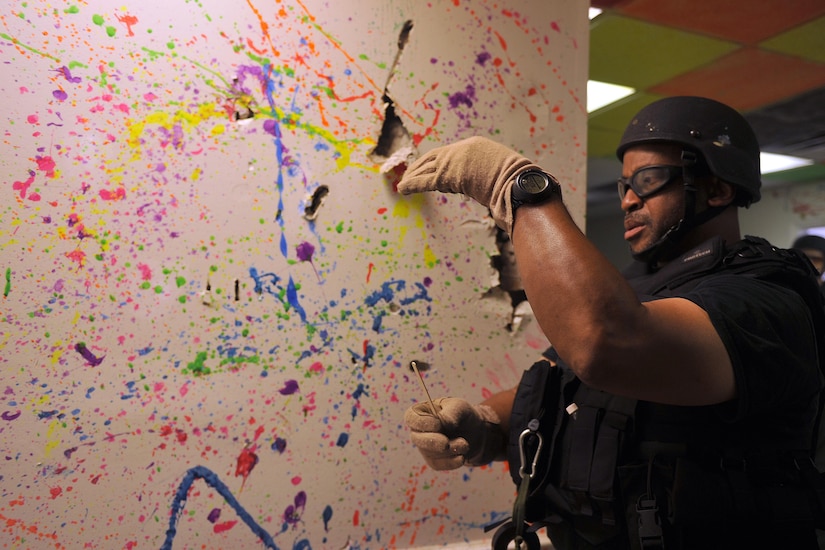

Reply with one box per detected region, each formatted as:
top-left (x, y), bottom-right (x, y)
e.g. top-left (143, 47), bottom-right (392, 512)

top-left (397, 136), bottom-right (542, 235)
top-left (404, 397), bottom-right (506, 471)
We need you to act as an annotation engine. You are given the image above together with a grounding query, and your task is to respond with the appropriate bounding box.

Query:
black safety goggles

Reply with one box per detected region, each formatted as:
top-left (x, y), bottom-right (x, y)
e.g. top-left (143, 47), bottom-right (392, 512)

top-left (617, 165), bottom-right (682, 200)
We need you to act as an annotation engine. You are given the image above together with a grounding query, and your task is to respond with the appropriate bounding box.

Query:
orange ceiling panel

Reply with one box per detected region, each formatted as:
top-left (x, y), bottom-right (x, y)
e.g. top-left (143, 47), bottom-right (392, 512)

top-left (613, 0), bottom-right (825, 45)
top-left (648, 48), bottom-right (825, 112)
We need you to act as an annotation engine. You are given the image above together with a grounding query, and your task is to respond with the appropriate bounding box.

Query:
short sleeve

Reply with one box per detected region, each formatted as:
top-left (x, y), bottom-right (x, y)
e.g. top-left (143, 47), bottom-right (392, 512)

top-left (682, 275), bottom-right (822, 426)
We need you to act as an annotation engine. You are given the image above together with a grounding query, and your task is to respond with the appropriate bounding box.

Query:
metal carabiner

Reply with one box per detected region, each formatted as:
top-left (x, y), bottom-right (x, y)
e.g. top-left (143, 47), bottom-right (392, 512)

top-left (518, 418), bottom-right (543, 480)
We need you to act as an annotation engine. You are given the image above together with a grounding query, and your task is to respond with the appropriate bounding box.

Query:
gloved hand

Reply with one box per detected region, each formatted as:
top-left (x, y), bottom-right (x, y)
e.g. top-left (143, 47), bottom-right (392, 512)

top-left (397, 136), bottom-right (542, 235)
top-left (404, 397), bottom-right (506, 471)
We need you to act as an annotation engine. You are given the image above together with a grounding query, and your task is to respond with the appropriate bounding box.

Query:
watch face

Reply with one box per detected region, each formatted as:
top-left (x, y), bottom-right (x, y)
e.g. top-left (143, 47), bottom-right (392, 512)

top-left (520, 172), bottom-right (549, 194)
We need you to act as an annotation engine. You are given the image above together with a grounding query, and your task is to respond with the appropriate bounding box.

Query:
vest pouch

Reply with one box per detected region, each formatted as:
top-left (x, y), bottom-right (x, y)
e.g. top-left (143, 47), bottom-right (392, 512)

top-left (507, 355), bottom-right (570, 523)
top-left (557, 387), bottom-right (637, 526)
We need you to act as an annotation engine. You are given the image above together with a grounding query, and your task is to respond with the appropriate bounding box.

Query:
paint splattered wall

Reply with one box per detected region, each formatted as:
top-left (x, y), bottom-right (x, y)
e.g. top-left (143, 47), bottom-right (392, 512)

top-left (0, 1), bottom-right (587, 548)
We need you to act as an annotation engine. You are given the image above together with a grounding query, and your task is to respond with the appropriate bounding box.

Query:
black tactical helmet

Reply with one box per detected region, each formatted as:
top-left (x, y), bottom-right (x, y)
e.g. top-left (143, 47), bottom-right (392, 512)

top-left (616, 96), bottom-right (762, 206)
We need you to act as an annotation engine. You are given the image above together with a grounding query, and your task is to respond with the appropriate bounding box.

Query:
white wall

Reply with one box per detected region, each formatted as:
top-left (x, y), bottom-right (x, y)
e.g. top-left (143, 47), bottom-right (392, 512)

top-left (0, 1), bottom-right (588, 548)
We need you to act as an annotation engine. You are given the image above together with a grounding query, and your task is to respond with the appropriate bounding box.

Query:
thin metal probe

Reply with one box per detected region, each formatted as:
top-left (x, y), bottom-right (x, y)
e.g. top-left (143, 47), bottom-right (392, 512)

top-left (409, 360), bottom-right (442, 423)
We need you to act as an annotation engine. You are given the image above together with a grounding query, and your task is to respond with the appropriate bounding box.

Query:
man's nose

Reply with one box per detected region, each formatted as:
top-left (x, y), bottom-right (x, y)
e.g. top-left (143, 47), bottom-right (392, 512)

top-left (620, 187), bottom-right (642, 212)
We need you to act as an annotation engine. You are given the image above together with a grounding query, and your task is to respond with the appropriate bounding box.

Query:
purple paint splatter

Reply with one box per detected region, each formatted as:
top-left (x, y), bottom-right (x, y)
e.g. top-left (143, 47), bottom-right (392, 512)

top-left (278, 380), bottom-right (299, 395)
top-left (75, 342), bottom-right (105, 366)
top-left (296, 241), bottom-right (320, 282)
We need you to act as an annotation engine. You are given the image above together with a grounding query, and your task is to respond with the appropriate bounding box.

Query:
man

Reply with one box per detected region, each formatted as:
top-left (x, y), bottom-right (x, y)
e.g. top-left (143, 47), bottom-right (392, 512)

top-left (399, 97), bottom-right (825, 549)
top-left (793, 234), bottom-right (825, 294)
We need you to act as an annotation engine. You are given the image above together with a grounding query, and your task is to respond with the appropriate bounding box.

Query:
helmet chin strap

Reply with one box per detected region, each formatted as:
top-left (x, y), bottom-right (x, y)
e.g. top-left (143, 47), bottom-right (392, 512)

top-left (631, 151), bottom-right (726, 265)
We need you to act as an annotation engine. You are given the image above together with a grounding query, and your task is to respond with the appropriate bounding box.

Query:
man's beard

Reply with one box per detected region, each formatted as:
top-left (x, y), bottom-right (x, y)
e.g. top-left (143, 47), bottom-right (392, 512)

top-left (625, 203), bottom-right (685, 263)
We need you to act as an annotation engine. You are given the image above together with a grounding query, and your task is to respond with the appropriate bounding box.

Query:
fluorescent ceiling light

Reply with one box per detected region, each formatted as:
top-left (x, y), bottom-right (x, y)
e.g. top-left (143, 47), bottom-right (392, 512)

top-left (589, 7), bottom-right (603, 19)
top-left (587, 80), bottom-right (635, 113)
top-left (760, 152), bottom-right (814, 174)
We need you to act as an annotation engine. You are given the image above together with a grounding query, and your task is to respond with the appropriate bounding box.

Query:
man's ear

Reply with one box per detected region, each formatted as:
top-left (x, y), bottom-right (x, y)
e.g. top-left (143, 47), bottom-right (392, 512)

top-left (706, 178), bottom-right (736, 207)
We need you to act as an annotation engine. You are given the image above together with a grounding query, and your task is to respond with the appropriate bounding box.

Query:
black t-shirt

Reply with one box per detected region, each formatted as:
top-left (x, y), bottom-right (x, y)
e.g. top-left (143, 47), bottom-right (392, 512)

top-left (625, 236), bottom-right (823, 453)
top-left (662, 272), bottom-right (820, 450)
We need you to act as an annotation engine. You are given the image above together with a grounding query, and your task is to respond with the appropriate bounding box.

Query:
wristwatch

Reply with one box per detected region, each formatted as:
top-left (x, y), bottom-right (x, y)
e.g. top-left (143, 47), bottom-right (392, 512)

top-left (511, 169), bottom-right (561, 214)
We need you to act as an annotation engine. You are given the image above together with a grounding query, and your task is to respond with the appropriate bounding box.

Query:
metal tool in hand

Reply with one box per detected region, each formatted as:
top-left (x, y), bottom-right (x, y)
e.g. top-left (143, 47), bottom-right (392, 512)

top-left (409, 360), bottom-right (443, 423)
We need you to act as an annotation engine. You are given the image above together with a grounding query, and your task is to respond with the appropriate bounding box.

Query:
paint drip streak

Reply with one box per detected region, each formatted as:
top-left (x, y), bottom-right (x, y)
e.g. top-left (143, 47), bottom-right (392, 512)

top-left (161, 465), bottom-right (279, 550)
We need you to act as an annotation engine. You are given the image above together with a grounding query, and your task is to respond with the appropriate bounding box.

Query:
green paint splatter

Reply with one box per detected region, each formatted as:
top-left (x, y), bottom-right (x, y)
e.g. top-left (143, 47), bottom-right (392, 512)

top-left (175, 276), bottom-right (186, 288)
top-left (178, 295), bottom-right (187, 304)
top-left (92, 14), bottom-right (104, 25)
top-left (106, 26), bottom-right (116, 37)
top-left (65, 6), bottom-right (79, 14)
top-left (184, 351), bottom-right (211, 376)
top-left (4, 268), bottom-right (10, 297)
top-left (0, 32), bottom-right (61, 62)
top-left (166, 41), bottom-right (175, 50)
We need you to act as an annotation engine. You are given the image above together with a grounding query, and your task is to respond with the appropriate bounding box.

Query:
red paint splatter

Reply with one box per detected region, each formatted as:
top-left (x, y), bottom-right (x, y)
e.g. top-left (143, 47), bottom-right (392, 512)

top-left (366, 262), bottom-right (375, 283)
top-left (49, 486), bottom-right (62, 499)
top-left (213, 520), bottom-right (237, 533)
top-left (115, 14), bottom-right (138, 36)
top-left (253, 424), bottom-right (265, 441)
top-left (235, 446), bottom-right (259, 491)
top-left (353, 509), bottom-right (360, 526)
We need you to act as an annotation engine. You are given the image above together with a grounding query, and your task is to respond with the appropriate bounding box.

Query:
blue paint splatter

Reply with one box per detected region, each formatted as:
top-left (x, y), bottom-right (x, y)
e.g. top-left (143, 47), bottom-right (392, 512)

top-left (161, 465), bottom-right (279, 550)
top-left (322, 505), bottom-right (333, 531)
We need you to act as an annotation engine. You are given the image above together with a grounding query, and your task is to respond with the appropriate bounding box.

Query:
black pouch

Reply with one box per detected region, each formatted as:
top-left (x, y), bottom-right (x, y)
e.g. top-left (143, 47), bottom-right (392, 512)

top-left (506, 353), bottom-right (565, 522)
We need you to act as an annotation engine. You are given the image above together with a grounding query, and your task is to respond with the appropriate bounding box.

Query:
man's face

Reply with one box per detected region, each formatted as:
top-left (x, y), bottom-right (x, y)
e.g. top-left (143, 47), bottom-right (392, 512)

top-left (620, 144), bottom-right (686, 258)
top-left (800, 248), bottom-right (825, 277)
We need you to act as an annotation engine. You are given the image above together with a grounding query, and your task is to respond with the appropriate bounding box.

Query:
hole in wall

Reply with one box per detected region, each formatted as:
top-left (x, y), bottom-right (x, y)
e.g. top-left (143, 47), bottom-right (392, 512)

top-left (368, 20), bottom-right (416, 177)
top-left (228, 77), bottom-right (257, 122)
top-left (304, 185), bottom-right (330, 221)
top-left (489, 227), bottom-right (528, 332)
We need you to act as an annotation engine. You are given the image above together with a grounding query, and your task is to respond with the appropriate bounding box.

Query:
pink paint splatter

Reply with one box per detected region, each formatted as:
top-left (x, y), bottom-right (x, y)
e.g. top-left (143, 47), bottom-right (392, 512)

top-left (27, 114), bottom-right (39, 124)
top-left (99, 187), bottom-right (126, 201)
top-left (35, 155), bottom-right (56, 178)
top-left (66, 249), bottom-right (86, 268)
top-left (12, 172), bottom-right (35, 199)
top-left (137, 263), bottom-right (152, 281)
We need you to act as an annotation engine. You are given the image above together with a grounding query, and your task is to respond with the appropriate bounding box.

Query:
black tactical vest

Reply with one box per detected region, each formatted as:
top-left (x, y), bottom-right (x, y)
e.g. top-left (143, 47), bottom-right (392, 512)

top-left (505, 236), bottom-right (825, 550)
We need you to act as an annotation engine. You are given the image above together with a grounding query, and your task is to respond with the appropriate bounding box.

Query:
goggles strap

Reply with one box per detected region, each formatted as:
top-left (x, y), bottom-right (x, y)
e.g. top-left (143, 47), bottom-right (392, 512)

top-left (631, 151), bottom-right (725, 265)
